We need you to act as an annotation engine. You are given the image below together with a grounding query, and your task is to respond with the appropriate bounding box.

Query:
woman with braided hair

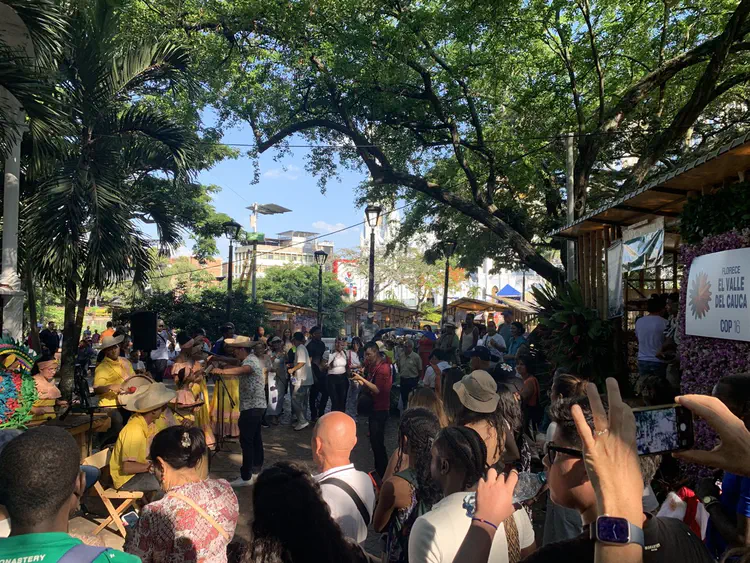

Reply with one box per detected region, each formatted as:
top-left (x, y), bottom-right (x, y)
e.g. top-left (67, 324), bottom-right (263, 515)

top-left (372, 407), bottom-right (443, 563)
top-left (409, 426), bottom-right (536, 563)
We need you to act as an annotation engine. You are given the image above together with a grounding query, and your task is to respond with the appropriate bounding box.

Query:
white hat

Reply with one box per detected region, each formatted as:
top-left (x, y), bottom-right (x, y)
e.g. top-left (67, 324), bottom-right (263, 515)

top-left (123, 382), bottom-right (176, 413)
top-left (101, 334), bottom-right (124, 349)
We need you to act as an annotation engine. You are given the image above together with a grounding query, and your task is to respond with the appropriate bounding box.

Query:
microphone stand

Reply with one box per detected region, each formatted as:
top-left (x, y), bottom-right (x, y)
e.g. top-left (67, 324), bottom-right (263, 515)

top-left (211, 372), bottom-right (236, 458)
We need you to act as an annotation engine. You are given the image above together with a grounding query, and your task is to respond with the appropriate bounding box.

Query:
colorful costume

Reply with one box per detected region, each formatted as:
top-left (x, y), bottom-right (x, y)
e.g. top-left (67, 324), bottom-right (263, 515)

top-left (210, 374), bottom-right (240, 439)
top-left (0, 339), bottom-right (39, 429)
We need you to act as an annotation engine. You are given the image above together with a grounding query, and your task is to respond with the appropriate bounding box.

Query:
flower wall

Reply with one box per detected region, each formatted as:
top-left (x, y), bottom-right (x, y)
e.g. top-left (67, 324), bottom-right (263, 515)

top-left (679, 230), bottom-right (750, 471)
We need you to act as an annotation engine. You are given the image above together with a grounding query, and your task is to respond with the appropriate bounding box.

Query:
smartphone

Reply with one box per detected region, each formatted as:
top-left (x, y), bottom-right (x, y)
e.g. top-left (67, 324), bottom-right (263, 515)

top-left (121, 510), bottom-right (139, 527)
top-left (632, 404), bottom-right (694, 456)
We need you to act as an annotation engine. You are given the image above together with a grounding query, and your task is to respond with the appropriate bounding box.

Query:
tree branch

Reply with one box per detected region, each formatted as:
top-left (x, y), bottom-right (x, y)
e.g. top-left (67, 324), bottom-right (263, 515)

top-left (623, 0), bottom-right (750, 190)
top-left (576, 0), bottom-right (606, 125)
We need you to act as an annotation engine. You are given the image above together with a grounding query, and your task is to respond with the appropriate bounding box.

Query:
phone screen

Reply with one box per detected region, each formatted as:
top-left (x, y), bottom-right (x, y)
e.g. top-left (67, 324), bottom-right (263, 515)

top-left (121, 511), bottom-right (139, 527)
top-left (633, 405), bottom-right (693, 455)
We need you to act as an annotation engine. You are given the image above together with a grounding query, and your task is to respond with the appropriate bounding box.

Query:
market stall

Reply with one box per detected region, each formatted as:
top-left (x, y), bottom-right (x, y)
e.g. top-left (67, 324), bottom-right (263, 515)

top-left (549, 132), bottom-right (750, 321)
top-left (343, 300), bottom-right (419, 336)
top-left (263, 300), bottom-right (319, 334)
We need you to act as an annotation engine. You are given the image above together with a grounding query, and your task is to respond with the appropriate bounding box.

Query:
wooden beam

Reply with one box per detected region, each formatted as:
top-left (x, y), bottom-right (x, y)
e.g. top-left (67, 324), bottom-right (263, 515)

top-left (614, 204), bottom-right (680, 218)
top-left (650, 186), bottom-right (690, 195)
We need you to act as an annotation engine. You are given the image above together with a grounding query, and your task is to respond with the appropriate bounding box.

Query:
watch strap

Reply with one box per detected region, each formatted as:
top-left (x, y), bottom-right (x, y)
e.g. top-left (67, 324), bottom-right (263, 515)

top-left (629, 522), bottom-right (645, 547)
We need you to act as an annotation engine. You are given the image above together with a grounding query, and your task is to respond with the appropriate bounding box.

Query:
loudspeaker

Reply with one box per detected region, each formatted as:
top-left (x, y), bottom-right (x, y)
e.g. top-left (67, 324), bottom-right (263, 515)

top-left (130, 311), bottom-right (158, 351)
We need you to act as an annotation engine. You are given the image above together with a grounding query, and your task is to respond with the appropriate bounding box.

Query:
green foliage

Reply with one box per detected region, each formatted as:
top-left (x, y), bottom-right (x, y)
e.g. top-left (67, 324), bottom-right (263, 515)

top-left (149, 256), bottom-right (217, 295)
top-left (680, 182), bottom-right (750, 244)
top-left (121, 0), bottom-right (750, 282)
top-left (256, 266), bottom-right (345, 336)
top-left (531, 282), bottom-right (612, 381)
top-left (128, 288), bottom-right (266, 341)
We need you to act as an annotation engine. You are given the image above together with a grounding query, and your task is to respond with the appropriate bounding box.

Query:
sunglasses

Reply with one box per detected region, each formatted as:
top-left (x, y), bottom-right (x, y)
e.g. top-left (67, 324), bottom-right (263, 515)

top-left (545, 442), bottom-right (584, 464)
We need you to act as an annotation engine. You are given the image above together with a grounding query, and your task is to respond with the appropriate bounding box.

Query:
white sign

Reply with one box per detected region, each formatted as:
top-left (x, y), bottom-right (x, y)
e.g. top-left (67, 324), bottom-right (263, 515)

top-left (685, 248), bottom-right (750, 341)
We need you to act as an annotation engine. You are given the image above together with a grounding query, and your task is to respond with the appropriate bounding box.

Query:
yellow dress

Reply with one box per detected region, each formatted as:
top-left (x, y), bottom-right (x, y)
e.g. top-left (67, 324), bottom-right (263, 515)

top-left (210, 373), bottom-right (240, 438)
top-left (194, 379), bottom-right (216, 448)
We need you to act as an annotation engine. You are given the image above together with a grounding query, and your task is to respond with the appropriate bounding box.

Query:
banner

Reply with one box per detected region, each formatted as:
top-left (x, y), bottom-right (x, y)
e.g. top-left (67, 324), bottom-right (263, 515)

top-left (621, 218), bottom-right (665, 273)
top-left (607, 241), bottom-right (624, 319)
top-left (685, 248), bottom-right (750, 342)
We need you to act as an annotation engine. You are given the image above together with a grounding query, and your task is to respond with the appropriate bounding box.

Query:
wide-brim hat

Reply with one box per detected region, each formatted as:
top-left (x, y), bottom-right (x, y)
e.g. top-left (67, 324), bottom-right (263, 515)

top-left (101, 334), bottom-right (124, 349)
top-left (123, 382), bottom-right (176, 413)
top-left (453, 370), bottom-right (499, 414)
top-left (225, 336), bottom-right (254, 348)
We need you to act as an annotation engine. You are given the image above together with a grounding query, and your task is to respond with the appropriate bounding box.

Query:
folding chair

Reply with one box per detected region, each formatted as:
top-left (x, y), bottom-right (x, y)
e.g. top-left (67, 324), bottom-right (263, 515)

top-left (81, 448), bottom-right (143, 539)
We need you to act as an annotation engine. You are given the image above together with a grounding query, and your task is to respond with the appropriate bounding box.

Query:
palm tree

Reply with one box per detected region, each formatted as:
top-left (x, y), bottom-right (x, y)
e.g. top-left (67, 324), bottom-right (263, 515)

top-left (24, 0), bottom-right (196, 395)
top-left (0, 0), bottom-right (67, 157)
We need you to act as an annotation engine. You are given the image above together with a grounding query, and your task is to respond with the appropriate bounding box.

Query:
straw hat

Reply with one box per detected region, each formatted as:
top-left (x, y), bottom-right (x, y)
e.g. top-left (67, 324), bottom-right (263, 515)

top-left (453, 370), bottom-right (499, 414)
top-left (224, 336), bottom-right (254, 348)
top-left (101, 334), bottom-right (124, 349)
top-left (122, 382), bottom-right (176, 413)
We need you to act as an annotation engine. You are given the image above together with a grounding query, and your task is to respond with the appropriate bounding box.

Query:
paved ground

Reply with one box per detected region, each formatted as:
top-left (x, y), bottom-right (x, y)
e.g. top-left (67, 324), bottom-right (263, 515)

top-left (70, 409), bottom-right (399, 555)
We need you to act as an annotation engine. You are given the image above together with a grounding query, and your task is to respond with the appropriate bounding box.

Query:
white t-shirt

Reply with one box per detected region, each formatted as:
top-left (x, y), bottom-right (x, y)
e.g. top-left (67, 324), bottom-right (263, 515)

top-left (315, 464), bottom-right (376, 544)
top-left (486, 333), bottom-right (507, 358)
top-left (324, 350), bottom-right (349, 375)
top-left (295, 345), bottom-right (314, 386)
top-left (635, 315), bottom-right (668, 363)
top-left (409, 492), bottom-right (535, 562)
top-left (422, 361), bottom-right (451, 389)
top-left (151, 330), bottom-right (171, 361)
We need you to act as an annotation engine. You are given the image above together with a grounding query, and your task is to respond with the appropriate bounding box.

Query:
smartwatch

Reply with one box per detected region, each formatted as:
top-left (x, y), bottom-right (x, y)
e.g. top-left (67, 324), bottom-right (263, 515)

top-left (590, 515), bottom-right (645, 547)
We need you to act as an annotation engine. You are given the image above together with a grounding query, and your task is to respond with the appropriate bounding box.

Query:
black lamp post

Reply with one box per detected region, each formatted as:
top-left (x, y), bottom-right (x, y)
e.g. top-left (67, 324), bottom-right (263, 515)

top-left (314, 249), bottom-right (328, 329)
top-left (223, 220), bottom-right (243, 321)
top-left (440, 239), bottom-right (457, 327)
top-left (365, 205), bottom-right (382, 314)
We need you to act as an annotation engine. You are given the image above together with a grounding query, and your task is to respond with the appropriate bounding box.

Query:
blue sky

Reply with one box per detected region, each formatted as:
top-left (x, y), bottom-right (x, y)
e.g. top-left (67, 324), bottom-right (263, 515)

top-left (176, 116), bottom-right (369, 259)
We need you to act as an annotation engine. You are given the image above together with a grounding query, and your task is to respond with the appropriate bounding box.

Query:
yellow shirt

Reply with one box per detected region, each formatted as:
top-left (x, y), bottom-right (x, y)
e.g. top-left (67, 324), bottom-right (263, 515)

top-left (110, 414), bottom-right (157, 489)
top-left (94, 357), bottom-right (129, 407)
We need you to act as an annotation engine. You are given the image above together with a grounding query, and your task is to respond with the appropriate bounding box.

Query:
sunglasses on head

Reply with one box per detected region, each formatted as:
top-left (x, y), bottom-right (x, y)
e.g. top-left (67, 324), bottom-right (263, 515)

top-left (544, 442), bottom-right (584, 464)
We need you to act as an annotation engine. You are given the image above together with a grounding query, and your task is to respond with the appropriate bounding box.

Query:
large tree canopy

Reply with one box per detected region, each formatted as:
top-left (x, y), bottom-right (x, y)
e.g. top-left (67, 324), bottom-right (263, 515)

top-left (106, 0), bottom-right (750, 282)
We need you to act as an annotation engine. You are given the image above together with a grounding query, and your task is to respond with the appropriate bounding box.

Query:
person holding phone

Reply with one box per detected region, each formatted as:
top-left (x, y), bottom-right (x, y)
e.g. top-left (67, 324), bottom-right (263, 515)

top-left (519, 395), bottom-right (713, 563)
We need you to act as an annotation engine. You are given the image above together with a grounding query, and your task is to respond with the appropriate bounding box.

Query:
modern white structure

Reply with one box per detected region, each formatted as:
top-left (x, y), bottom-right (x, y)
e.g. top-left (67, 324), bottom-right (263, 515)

top-left (226, 231), bottom-right (334, 280)
top-left (335, 209), bottom-right (548, 308)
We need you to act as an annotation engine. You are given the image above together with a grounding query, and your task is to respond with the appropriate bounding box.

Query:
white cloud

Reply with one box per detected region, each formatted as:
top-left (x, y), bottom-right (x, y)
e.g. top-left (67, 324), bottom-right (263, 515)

top-left (263, 164), bottom-right (300, 180)
top-left (312, 220), bottom-right (347, 233)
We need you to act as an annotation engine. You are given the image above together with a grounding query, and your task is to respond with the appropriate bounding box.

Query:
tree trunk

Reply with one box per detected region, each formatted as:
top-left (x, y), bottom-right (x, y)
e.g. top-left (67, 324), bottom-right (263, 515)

top-left (24, 268), bottom-right (40, 353)
top-left (59, 278), bottom-right (78, 400)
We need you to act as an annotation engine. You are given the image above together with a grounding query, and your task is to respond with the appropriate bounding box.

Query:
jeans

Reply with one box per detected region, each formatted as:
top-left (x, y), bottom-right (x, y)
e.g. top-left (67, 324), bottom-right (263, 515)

top-left (400, 377), bottom-right (419, 411)
top-left (327, 374), bottom-right (349, 412)
top-left (150, 359), bottom-right (168, 383)
top-left (238, 408), bottom-right (265, 480)
top-left (310, 365), bottom-right (329, 420)
top-left (638, 360), bottom-right (667, 378)
top-left (292, 384), bottom-right (311, 424)
top-left (369, 410), bottom-right (389, 478)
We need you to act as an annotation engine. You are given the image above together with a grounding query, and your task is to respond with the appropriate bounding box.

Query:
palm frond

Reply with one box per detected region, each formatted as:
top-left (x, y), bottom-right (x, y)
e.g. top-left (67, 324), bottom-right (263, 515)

top-left (115, 105), bottom-right (193, 171)
top-left (0, 0), bottom-right (68, 67)
top-left (112, 41), bottom-right (193, 97)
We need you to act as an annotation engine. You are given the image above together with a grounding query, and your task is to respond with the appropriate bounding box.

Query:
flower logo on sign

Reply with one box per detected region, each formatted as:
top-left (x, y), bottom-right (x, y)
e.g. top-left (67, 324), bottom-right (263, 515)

top-left (689, 271), bottom-right (712, 320)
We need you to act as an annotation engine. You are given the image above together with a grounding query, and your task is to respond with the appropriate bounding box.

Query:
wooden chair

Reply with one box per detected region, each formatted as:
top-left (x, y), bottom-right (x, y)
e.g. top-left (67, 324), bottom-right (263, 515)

top-left (81, 448), bottom-right (143, 539)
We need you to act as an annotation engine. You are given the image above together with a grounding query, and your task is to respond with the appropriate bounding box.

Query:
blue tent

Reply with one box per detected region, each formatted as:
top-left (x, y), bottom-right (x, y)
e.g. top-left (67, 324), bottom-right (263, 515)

top-left (496, 284), bottom-right (522, 299)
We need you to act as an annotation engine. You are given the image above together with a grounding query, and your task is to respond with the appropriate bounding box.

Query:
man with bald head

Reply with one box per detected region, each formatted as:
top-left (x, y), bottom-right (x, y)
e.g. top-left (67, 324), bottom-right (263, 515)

top-left (312, 412), bottom-right (376, 544)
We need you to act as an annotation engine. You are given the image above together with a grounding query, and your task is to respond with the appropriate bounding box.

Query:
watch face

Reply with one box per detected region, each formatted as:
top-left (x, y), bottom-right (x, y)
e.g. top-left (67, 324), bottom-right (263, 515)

top-left (596, 517), bottom-right (631, 544)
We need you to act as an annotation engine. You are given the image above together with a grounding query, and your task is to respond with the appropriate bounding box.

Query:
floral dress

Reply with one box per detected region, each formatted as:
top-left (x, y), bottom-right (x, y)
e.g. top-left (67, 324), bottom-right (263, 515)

top-left (124, 479), bottom-right (239, 562)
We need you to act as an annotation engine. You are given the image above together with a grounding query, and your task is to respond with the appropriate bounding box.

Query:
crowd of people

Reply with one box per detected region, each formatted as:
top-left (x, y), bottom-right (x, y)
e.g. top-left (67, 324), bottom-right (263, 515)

top-left (3, 309), bottom-right (750, 563)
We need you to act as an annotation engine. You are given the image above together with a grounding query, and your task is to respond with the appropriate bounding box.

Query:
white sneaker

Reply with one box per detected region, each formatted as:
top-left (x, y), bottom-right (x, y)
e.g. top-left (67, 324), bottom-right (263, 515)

top-left (294, 421), bottom-right (310, 431)
top-left (229, 476), bottom-right (255, 488)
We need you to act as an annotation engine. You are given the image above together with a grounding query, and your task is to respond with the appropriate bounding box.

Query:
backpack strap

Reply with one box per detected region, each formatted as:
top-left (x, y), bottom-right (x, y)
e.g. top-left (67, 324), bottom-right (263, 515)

top-left (321, 477), bottom-right (371, 527)
top-left (59, 544), bottom-right (110, 563)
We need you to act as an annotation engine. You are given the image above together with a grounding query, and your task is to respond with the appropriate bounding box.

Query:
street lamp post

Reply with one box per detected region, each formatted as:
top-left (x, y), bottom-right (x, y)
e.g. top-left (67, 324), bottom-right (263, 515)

top-left (223, 220), bottom-right (242, 321)
top-left (440, 239), bottom-right (457, 327)
top-left (314, 250), bottom-right (328, 330)
top-left (365, 205), bottom-right (382, 314)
